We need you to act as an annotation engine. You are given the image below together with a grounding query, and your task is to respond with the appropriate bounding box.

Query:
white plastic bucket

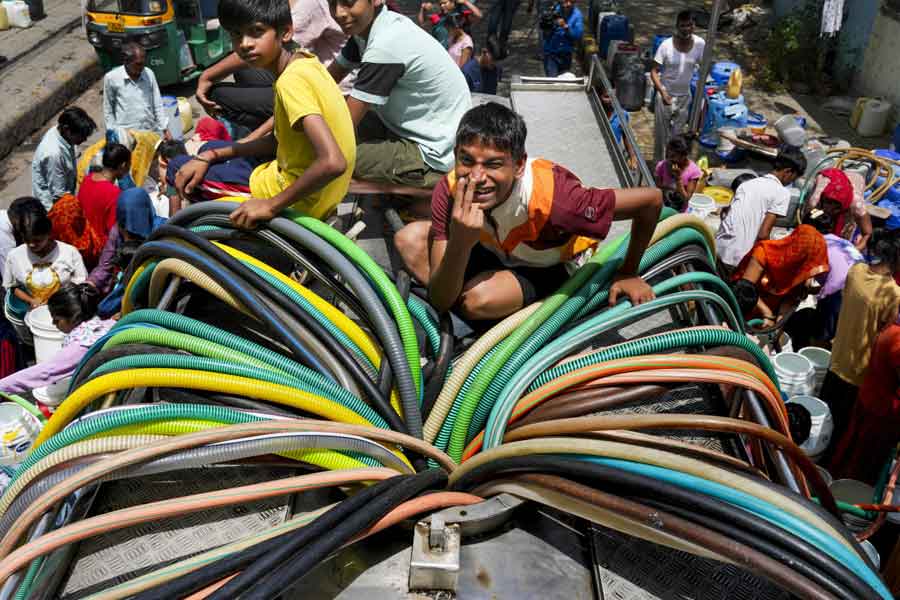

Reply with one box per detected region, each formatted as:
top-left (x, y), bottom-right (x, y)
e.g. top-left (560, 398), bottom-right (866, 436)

top-left (0, 403), bottom-right (42, 466)
top-left (24, 305), bottom-right (64, 364)
top-left (773, 352), bottom-right (814, 397)
top-left (33, 375), bottom-right (70, 409)
top-left (688, 194), bottom-right (716, 218)
top-left (799, 347), bottom-right (830, 394)
top-left (774, 114), bottom-right (806, 147)
top-left (786, 395), bottom-right (833, 459)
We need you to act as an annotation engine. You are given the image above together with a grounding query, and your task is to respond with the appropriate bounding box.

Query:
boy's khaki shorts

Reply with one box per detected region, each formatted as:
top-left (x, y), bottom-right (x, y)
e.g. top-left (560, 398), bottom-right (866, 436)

top-left (354, 112), bottom-right (444, 189)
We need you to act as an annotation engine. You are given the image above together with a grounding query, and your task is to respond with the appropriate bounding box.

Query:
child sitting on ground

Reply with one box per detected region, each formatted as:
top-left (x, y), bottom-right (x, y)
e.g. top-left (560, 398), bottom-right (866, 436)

top-left (0, 283), bottom-right (114, 393)
top-left (654, 136), bottom-right (701, 212)
top-left (174, 0), bottom-right (356, 228)
top-left (2, 213), bottom-right (87, 312)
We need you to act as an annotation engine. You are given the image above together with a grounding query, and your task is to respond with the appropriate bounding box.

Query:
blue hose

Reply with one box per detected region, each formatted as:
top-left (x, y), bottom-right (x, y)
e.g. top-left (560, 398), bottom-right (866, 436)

top-left (572, 455), bottom-right (891, 599)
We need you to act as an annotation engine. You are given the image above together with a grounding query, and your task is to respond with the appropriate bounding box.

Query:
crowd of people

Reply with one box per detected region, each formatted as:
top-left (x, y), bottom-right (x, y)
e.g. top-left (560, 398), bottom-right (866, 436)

top-left (2, 0), bottom-right (898, 488)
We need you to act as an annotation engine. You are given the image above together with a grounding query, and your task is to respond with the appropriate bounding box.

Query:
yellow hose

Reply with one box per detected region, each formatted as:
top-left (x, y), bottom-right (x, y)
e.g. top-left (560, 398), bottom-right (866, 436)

top-left (650, 213), bottom-right (717, 258)
top-left (122, 261), bottom-right (149, 315)
top-left (35, 369), bottom-right (376, 447)
top-left (210, 242), bottom-right (406, 417)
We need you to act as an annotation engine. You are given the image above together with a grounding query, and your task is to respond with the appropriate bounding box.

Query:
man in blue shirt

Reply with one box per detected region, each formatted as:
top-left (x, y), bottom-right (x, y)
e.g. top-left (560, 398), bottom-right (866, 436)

top-left (462, 38), bottom-right (502, 95)
top-left (31, 107), bottom-right (96, 209)
top-left (541, 0), bottom-right (583, 77)
top-left (102, 42), bottom-right (169, 136)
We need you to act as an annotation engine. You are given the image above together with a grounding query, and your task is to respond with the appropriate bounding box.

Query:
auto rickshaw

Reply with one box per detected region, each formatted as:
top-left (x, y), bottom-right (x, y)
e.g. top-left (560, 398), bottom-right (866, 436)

top-left (84, 0), bottom-right (230, 87)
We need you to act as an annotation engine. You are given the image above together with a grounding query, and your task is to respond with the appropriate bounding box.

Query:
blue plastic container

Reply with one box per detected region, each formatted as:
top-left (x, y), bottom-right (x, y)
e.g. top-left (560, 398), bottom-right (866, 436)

top-left (710, 62), bottom-right (740, 87)
top-left (599, 14), bottom-right (630, 59)
top-left (702, 92), bottom-right (748, 136)
top-left (894, 125), bottom-right (900, 152)
top-left (652, 34), bottom-right (670, 58)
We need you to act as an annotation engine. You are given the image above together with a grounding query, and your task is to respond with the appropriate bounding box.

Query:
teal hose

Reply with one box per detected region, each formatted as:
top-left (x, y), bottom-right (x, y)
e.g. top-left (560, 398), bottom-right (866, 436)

top-left (113, 310), bottom-right (371, 411)
top-left (91, 355), bottom-right (389, 429)
top-left (463, 272), bottom-right (743, 444)
top-left (127, 259), bottom-right (158, 306)
top-left (407, 295), bottom-right (442, 358)
top-left (482, 324), bottom-right (777, 450)
top-left (6, 404), bottom-right (266, 492)
top-left (12, 555), bottom-right (42, 600)
top-left (448, 226), bottom-right (725, 461)
top-left (577, 456), bottom-right (892, 600)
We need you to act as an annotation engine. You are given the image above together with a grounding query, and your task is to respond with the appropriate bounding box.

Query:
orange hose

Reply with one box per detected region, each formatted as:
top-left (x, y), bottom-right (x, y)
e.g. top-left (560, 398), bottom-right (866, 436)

top-left (462, 358), bottom-right (787, 461)
top-left (0, 468), bottom-right (398, 586)
top-left (0, 419), bottom-right (451, 560)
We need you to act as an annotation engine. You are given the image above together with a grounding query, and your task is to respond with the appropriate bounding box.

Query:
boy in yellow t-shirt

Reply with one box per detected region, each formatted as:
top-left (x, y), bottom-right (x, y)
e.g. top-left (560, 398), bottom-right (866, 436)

top-left (175, 0), bottom-right (355, 227)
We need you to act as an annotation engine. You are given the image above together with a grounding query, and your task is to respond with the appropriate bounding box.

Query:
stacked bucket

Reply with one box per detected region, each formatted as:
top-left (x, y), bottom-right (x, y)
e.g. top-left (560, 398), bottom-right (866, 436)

top-left (773, 350), bottom-right (833, 463)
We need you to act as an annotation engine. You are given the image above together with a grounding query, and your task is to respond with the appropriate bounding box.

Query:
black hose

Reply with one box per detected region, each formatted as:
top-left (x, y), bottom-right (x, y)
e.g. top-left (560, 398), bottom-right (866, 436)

top-left (145, 230), bottom-right (407, 432)
top-left (233, 468), bottom-right (447, 599)
top-left (169, 203), bottom-right (423, 439)
top-left (642, 498), bottom-right (862, 600)
top-left (131, 474), bottom-right (407, 600)
top-left (450, 456), bottom-right (880, 600)
top-left (125, 240), bottom-right (333, 378)
top-left (190, 216), bottom-right (372, 337)
top-left (421, 312), bottom-right (453, 421)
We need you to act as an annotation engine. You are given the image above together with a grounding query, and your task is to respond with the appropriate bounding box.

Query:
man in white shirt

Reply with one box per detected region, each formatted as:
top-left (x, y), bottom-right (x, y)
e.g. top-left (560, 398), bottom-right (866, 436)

top-left (102, 43), bottom-right (169, 137)
top-left (650, 11), bottom-right (705, 162)
top-left (715, 148), bottom-right (807, 276)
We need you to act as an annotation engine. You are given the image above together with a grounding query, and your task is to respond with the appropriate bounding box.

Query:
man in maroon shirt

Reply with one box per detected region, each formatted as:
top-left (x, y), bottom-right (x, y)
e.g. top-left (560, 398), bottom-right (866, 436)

top-left (394, 102), bottom-right (662, 321)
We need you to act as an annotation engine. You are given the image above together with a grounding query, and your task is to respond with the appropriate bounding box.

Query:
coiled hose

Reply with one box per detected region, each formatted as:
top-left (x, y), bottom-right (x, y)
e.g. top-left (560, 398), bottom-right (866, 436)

top-left (169, 203), bottom-right (423, 439)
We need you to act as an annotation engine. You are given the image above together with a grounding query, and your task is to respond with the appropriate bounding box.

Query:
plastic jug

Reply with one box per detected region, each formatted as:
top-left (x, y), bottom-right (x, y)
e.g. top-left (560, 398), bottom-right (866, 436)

top-left (615, 58), bottom-right (646, 112)
top-left (5, 1), bottom-right (30, 28)
top-left (857, 99), bottom-right (891, 137)
top-left (726, 67), bottom-right (743, 99)
top-left (162, 95), bottom-right (183, 140)
top-left (0, 4), bottom-right (9, 30)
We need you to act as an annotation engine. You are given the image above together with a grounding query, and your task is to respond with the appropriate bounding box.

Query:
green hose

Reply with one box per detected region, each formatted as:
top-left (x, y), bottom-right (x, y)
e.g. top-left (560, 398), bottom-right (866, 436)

top-left (482, 326), bottom-right (778, 450)
top-left (463, 271), bottom-right (743, 445)
top-left (114, 310), bottom-right (371, 411)
top-left (407, 295), bottom-right (442, 357)
top-left (447, 223), bottom-right (720, 461)
top-left (101, 328), bottom-right (285, 374)
top-left (292, 216), bottom-right (423, 402)
top-left (91, 355), bottom-right (389, 429)
top-left (13, 556), bottom-right (43, 600)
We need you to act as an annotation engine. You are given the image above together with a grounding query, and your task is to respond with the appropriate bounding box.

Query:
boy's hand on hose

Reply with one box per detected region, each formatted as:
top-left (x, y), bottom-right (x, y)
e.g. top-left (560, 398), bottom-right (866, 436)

top-left (175, 159), bottom-right (210, 197)
top-left (608, 274), bottom-right (655, 306)
top-left (230, 198), bottom-right (278, 229)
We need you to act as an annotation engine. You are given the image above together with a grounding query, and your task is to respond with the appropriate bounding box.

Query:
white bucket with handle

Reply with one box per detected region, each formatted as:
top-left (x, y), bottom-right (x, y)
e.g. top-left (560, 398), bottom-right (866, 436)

top-left (24, 305), bottom-right (64, 364)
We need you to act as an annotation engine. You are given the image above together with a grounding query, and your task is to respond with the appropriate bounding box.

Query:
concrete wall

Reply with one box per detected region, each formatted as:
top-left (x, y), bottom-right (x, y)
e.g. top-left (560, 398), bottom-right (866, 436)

top-left (834, 0), bottom-right (879, 83)
top-left (856, 9), bottom-right (900, 113)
